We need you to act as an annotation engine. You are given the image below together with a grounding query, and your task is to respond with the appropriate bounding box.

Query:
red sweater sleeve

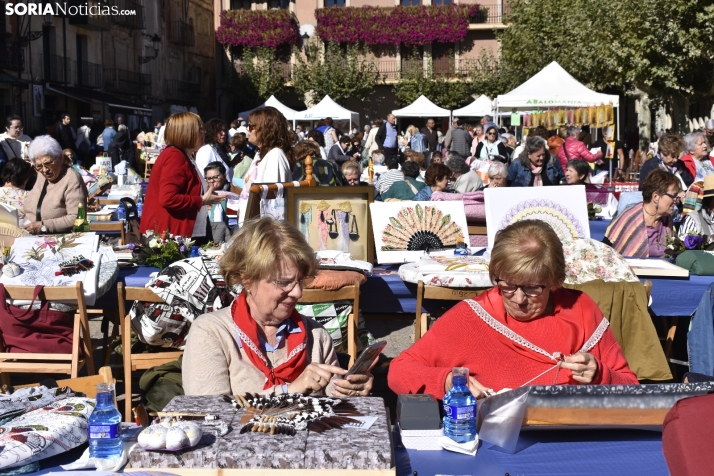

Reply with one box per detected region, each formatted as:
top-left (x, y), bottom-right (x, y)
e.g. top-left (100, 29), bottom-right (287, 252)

top-left (388, 305), bottom-right (470, 400)
top-left (591, 329), bottom-right (639, 384)
top-left (574, 141), bottom-right (603, 163)
top-left (158, 155), bottom-right (202, 212)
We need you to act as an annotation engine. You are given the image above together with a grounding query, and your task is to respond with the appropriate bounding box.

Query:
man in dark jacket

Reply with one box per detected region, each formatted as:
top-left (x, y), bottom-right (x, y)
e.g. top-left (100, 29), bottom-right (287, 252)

top-left (449, 119), bottom-right (471, 158)
top-left (54, 112), bottom-right (75, 151)
top-left (108, 130), bottom-right (137, 170)
top-left (375, 114), bottom-right (399, 160)
top-left (421, 118), bottom-right (438, 152)
top-left (327, 135), bottom-right (359, 166)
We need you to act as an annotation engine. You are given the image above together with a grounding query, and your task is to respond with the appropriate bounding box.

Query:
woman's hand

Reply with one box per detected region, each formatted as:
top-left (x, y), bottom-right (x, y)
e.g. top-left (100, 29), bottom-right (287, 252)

top-left (289, 363), bottom-right (346, 394)
top-left (561, 352), bottom-right (599, 383)
top-left (23, 221), bottom-right (42, 234)
top-left (332, 372), bottom-right (374, 397)
top-left (331, 354), bottom-right (380, 397)
top-left (444, 372), bottom-right (491, 399)
top-left (202, 185), bottom-right (223, 206)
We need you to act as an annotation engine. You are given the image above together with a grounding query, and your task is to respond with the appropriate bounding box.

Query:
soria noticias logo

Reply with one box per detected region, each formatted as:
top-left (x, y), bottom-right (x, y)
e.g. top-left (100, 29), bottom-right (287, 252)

top-left (5, 2), bottom-right (137, 16)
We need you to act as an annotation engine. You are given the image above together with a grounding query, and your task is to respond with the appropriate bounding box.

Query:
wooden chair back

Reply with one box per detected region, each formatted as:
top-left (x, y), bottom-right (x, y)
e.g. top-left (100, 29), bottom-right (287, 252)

top-left (15, 366), bottom-right (114, 398)
top-left (89, 220), bottom-right (126, 245)
top-left (117, 282), bottom-right (183, 422)
top-left (414, 280), bottom-right (489, 342)
top-left (299, 282), bottom-right (361, 367)
top-left (0, 282), bottom-right (95, 384)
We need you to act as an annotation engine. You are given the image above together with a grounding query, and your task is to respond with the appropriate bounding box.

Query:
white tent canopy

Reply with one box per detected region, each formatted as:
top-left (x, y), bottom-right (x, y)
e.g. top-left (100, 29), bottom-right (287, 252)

top-left (452, 95), bottom-right (494, 117)
top-left (392, 95), bottom-right (451, 117)
top-left (495, 62), bottom-right (619, 109)
top-left (239, 95), bottom-right (302, 126)
top-left (295, 95), bottom-right (359, 129)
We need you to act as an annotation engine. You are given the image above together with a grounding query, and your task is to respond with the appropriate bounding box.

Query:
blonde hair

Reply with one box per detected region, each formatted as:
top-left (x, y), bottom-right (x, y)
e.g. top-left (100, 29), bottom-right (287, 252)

top-left (489, 220), bottom-right (566, 289)
top-left (165, 112), bottom-right (203, 150)
top-left (220, 217), bottom-right (317, 288)
top-left (406, 125), bottom-right (418, 137)
top-left (405, 150), bottom-right (425, 168)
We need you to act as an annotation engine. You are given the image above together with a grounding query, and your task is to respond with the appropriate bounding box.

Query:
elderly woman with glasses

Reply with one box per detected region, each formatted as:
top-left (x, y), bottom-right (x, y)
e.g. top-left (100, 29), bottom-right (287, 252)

top-left (22, 135), bottom-right (87, 234)
top-left (604, 169), bottom-right (683, 258)
top-left (183, 217), bottom-right (375, 396)
top-left (388, 220), bottom-right (637, 399)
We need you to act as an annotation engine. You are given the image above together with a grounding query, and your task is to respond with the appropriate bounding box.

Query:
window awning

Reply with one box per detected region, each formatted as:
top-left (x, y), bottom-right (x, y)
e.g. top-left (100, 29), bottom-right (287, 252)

top-left (46, 84), bottom-right (153, 116)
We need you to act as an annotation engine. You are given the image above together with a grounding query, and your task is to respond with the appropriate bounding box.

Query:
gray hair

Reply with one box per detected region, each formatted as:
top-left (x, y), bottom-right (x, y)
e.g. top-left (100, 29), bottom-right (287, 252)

top-left (567, 125), bottom-right (581, 137)
top-left (28, 135), bottom-right (62, 163)
top-left (445, 150), bottom-right (464, 164)
top-left (372, 151), bottom-right (385, 164)
top-left (488, 161), bottom-right (508, 178)
top-left (518, 136), bottom-right (548, 166)
top-left (483, 115), bottom-right (493, 122)
top-left (499, 132), bottom-right (512, 144)
top-left (447, 156), bottom-right (469, 174)
top-left (685, 131), bottom-right (706, 152)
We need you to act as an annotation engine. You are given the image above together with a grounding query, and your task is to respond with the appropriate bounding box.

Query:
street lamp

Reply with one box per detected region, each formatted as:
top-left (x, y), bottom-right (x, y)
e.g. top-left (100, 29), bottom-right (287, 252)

top-left (138, 34), bottom-right (161, 64)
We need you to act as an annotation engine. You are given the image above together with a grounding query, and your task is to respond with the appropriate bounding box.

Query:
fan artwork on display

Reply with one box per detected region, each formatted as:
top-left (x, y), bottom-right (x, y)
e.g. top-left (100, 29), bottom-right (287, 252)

top-left (381, 204), bottom-right (464, 251)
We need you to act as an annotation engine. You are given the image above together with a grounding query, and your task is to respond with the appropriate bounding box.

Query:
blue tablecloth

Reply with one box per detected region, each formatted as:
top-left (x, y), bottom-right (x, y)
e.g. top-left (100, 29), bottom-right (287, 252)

top-left (589, 218), bottom-right (609, 241)
top-left (395, 427), bottom-right (668, 476)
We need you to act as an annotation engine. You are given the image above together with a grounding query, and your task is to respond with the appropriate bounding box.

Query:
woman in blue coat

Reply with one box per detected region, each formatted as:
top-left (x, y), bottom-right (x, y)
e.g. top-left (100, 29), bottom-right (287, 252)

top-left (508, 136), bottom-right (565, 187)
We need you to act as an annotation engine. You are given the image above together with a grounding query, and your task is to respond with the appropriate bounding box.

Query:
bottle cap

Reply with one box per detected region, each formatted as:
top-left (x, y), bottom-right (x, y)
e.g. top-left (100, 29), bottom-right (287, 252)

top-left (452, 367), bottom-right (469, 378)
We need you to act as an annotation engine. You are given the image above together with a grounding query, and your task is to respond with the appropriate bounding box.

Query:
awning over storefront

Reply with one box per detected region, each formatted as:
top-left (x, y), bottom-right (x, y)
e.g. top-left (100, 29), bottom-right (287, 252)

top-left (45, 85), bottom-right (152, 116)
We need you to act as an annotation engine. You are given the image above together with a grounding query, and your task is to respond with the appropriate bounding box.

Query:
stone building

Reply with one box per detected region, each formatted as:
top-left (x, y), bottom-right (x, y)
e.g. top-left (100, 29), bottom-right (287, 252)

top-left (1, 0), bottom-right (216, 136)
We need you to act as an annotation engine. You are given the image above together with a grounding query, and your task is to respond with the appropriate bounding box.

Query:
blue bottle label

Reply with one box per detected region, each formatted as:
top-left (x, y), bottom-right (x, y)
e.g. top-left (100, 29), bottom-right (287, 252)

top-left (444, 404), bottom-right (475, 420)
top-left (89, 423), bottom-right (119, 439)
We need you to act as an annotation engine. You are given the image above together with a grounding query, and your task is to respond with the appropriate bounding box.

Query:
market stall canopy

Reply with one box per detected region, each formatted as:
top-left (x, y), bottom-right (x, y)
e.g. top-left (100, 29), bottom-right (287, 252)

top-left (452, 95), bottom-right (494, 117)
top-left (239, 95), bottom-right (302, 123)
top-left (295, 95), bottom-right (359, 128)
top-left (392, 95), bottom-right (451, 117)
top-left (495, 62), bottom-right (619, 109)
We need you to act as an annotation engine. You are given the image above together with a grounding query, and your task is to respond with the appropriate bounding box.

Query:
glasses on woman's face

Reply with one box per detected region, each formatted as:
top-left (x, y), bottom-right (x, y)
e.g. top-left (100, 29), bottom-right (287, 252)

top-left (662, 192), bottom-right (682, 203)
top-left (35, 156), bottom-right (58, 171)
top-left (248, 125), bottom-right (256, 132)
top-left (487, 132), bottom-right (497, 136)
top-left (205, 174), bottom-right (223, 183)
top-left (496, 279), bottom-right (547, 297)
top-left (271, 277), bottom-right (304, 293)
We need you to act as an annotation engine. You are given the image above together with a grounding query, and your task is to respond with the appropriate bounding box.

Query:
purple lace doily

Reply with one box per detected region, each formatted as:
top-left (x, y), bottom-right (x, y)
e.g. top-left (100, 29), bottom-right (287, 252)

top-left (500, 199), bottom-right (586, 240)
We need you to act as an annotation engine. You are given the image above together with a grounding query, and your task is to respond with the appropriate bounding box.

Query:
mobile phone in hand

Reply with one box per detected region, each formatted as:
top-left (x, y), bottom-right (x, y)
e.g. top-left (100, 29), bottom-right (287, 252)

top-left (345, 341), bottom-right (387, 377)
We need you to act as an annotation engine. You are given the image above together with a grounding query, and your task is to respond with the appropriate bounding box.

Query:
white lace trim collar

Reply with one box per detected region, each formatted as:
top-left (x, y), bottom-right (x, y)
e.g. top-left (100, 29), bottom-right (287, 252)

top-left (465, 299), bottom-right (609, 360)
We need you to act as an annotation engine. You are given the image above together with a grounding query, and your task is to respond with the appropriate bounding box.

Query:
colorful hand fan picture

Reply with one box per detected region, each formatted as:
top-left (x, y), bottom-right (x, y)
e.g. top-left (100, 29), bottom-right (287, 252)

top-left (381, 204), bottom-right (464, 251)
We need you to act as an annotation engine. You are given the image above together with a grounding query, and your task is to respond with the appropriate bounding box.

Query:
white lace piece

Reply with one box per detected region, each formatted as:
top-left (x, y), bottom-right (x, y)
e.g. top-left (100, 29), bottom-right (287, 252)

top-left (236, 326), bottom-right (269, 367)
top-left (465, 299), bottom-right (609, 359)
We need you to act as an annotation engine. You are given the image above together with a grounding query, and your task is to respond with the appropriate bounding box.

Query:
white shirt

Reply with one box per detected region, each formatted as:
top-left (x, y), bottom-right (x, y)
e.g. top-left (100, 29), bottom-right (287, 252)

top-left (0, 133), bottom-right (32, 161)
top-left (236, 147), bottom-right (292, 226)
top-left (236, 125), bottom-right (248, 135)
top-left (196, 144), bottom-right (233, 182)
top-left (157, 125), bottom-right (166, 145)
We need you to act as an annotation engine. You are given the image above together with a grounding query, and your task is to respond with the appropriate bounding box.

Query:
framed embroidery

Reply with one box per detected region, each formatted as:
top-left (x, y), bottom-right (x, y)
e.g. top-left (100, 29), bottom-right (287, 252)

top-left (285, 186), bottom-right (375, 263)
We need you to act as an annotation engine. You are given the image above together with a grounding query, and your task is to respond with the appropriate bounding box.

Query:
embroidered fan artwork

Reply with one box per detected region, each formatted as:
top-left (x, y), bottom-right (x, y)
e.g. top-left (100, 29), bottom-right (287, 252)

top-left (500, 199), bottom-right (586, 243)
top-left (55, 255), bottom-right (94, 277)
top-left (224, 394), bottom-right (361, 436)
top-left (381, 204), bottom-right (464, 251)
top-left (298, 203), bottom-right (312, 242)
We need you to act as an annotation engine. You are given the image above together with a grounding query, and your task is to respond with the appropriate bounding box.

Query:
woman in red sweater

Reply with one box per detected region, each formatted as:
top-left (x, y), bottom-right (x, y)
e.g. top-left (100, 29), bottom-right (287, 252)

top-left (140, 112), bottom-right (223, 240)
top-left (388, 220), bottom-right (638, 399)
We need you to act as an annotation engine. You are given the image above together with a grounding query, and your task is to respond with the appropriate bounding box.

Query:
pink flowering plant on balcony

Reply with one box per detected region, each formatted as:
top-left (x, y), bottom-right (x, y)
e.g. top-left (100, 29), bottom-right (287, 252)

top-left (216, 10), bottom-right (300, 48)
top-left (316, 5), bottom-right (483, 46)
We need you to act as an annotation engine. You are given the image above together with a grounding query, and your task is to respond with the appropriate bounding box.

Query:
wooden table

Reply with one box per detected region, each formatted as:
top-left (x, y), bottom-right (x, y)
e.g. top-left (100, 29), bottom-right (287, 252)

top-left (128, 395), bottom-right (395, 473)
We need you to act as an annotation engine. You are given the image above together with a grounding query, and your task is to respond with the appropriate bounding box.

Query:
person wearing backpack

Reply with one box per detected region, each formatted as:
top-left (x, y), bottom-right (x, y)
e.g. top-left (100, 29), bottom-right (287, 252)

top-left (408, 125), bottom-right (427, 154)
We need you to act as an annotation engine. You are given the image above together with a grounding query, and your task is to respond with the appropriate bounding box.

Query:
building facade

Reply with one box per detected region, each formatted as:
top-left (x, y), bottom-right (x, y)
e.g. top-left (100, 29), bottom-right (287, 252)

top-left (2, 0), bottom-right (216, 137)
top-left (214, 0), bottom-right (508, 123)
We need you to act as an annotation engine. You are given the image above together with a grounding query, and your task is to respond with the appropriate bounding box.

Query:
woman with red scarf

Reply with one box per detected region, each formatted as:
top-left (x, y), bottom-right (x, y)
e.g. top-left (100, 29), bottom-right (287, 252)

top-left (182, 217), bottom-right (374, 396)
top-left (388, 220), bottom-right (638, 399)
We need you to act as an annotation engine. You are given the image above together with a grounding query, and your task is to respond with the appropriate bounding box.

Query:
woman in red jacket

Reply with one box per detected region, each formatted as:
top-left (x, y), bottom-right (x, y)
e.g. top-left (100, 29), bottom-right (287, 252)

top-left (388, 220), bottom-right (638, 399)
top-left (557, 125), bottom-right (603, 173)
top-left (139, 112), bottom-right (223, 241)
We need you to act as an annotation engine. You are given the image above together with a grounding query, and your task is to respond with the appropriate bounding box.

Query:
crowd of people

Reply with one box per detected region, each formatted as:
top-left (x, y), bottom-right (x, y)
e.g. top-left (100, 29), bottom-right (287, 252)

top-left (4, 107), bottom-right (714, 260)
